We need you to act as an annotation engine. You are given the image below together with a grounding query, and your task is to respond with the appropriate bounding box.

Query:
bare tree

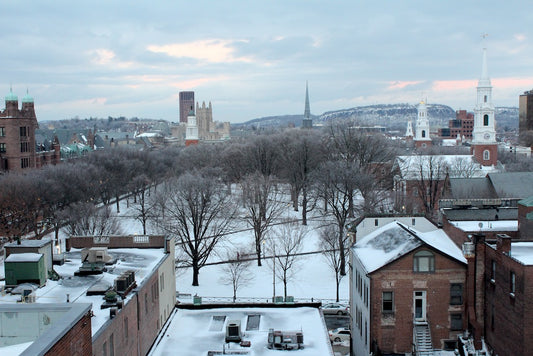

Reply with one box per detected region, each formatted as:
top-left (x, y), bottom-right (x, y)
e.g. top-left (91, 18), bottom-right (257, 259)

top-left (62, 202), bottom-right (122, 236)
top-left (278, 130), bottom-right (324, 225)
top-left (129, 174), bottom-right (152, 235)
top-left (219, 249), bottom-right (254, 302)
top-left (411, 155), bottom-right (449, 218)
top-left (319, 225), bottom-right (348, 302)
top-left (268, 221), bottom-right (307, 299)
top-left (241, 173), bottom-right (284, 267)
top-left (155, 170), bottom-right (235, 286)
top-left (313, 160), bottom-right (358, 275)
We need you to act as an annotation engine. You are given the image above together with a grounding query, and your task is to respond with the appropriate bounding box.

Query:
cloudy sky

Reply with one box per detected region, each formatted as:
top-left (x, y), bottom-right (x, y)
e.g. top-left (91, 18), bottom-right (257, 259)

top-left (1, 1), bottom-right (532, 123)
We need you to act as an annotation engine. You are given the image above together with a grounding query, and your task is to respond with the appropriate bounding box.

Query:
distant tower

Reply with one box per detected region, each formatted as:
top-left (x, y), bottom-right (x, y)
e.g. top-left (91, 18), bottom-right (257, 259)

top-left (185, 106), bottom-right (199, 146)
top-left (179, 91), bottom-right (194, 123)
top-left (302, 82), bottom-right (313, 129)
top-left (414, 100), bottom-right (432, 148)
top-left (405, 120), bottom-right (414, 146)
top-left (471, 48), bottom-right (498, 166)
top-left (519, 90), bottom-right (533, 148)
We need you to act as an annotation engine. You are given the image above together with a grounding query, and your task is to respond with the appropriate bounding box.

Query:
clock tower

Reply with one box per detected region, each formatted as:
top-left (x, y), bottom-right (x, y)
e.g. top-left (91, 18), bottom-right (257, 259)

top-left (471, 48), bottom-right (498, 166)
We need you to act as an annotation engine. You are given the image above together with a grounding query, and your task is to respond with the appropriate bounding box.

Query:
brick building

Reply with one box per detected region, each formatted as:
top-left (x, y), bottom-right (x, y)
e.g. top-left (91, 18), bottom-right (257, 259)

top-left (0, 88), bottom-right (60, 173)
top-left (438, 110), bottom-right (474, 140)
top-left (350, 218), bottom-right (467, 355)
top-left (0, 235), bottom-right (176, 356)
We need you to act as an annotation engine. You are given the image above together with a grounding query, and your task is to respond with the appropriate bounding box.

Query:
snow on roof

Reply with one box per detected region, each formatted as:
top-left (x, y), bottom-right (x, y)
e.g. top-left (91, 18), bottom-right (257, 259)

top-left (0, 248), bottom-right (166, 337)
top-left (509, 242), bottom-right (533, 265)
top-left (136, 132), bottom-right (162, 138)
top-left (150, 306), bottom-right (333, 356)
top-left (449, 220), bottom-right (518, 232)
top-left (353, 221), bottom-right (466, 273)
top-left (5, 253), bottom-right (43, 263)
top-left (5, 239), bottom-right (52, 248)
top-left (395, 155), bottom-right (497, 180)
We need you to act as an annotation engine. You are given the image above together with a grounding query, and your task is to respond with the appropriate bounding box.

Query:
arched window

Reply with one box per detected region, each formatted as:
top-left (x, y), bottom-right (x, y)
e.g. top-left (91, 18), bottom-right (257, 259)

top-left (414, 250), bottom-right (435, 272)
top-left (484, 114), bottom-right (489, 126)
top-left (484, 95), bottom-right (487, 103)
top-left (421, 130), bottom-right (426, 138)
top-left (483, 150), bottom-right (490, 161)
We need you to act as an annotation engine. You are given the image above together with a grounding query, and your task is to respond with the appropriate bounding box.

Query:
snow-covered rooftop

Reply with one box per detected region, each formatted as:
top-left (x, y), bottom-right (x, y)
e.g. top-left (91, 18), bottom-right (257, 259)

top-left (509, 242), bottom-right (533, 265)
top-left (149, 306), bottom-right (333, 356)
top-left (395, 155), bottom-right (498, 180)
top-left (353, 221), bottom-right (466, 273)
top-left (0, 247), bottom-right (166, 337)
top-left (450, 220), bottom-right (518, 232)
top-left (5, 253), bottom-right (43, 263)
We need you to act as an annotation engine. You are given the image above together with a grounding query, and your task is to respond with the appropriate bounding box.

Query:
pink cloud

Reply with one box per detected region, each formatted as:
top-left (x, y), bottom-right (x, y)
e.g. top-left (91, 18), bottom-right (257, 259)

top-left (388, 80), bottom-right (424, 89)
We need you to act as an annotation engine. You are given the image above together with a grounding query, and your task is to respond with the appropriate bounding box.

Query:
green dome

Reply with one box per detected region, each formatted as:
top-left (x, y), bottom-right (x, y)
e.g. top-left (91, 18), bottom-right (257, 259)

top-left (22, 90), bottom-right (33, 103)
top-left (5, 88), bottom-right (18, 102)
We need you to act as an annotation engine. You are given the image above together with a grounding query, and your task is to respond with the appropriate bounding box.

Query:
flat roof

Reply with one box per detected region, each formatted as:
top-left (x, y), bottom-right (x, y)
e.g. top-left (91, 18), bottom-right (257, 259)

top-left (0, 247), bottom-right (166, 347)
top-left (509, 242), bottom-right (533, 265)
top-left (149, 306), bottom-right (333, 356)
top-left (5, 239), bottom-right (52, 249)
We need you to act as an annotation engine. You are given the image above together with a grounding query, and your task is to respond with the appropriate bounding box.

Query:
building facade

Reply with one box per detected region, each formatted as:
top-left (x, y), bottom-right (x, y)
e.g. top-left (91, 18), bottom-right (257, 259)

top-left (179, 91), bottom-right (194, 123)
top-left (350, 219), bottom-right (467, 355)
top-left (519, 90), bottom-right (533, 148)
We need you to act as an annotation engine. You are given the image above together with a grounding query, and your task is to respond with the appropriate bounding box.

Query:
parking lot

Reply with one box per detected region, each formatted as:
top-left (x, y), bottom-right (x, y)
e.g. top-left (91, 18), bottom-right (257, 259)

top-left (325, 314), bottom-right (350, 355)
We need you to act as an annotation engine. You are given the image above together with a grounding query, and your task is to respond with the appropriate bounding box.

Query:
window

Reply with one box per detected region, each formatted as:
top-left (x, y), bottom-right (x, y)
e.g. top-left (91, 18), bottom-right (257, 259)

top-left (145, 294), bottom-right (148, 314)
top-left (20, 142), bottom-right (28, 153)
top-left (109, 334), bottom-right (114, 356)
top-left (374, 219), bottom-right (379, 226)
top-left (450, 283), bottom-right (463, 305)
top-left (382, 291), bottom-right (393, 313)
top-left (124, 318), bottom-right (128, 339)
top-left (414, 250), bottom-right (435, 272)
top-left (450, 313), bottom-right (462, 331)
top-left (412, 218), bottom-right (416, 226)
top-left (483, 150), bottom-right (490, 161)
top-left (510, 271), bottom-right (516, 295)
top-left (483, 114), bottom-right (489, 126)
top-left (160, 273), bottom-right (165, 291)
top-left (421, 130), bottom-right (426, 138)
top-left (19, 126), bottom-right (27, 137)
top-left (491, 260), bottom-right (496, 283)
top-left (0, 127), bottom-right (5, 136)
top-left (0, 143), bottom-right (5, 153)
top-left (21, 157), bottom-right (29, 169)
top-left (484, 95), bottom-right (487, 103)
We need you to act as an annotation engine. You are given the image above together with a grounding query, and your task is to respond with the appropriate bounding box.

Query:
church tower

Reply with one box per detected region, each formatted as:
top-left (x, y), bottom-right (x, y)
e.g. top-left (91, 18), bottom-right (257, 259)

top-left (405, 119), bottom-right (414, 146)
top-left (471, 48), bottom-right (498, 166)
top-left (185, 106), bottom-right (199, 146)
top-left (414, 99), bottom-right (432, 148)
top-left (302, 81), bottom-right (312, 129)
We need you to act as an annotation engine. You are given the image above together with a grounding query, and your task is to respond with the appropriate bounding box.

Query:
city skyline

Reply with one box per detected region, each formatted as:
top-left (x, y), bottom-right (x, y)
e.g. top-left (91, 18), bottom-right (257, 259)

top-left (1, 1), bottom-right (533, 123)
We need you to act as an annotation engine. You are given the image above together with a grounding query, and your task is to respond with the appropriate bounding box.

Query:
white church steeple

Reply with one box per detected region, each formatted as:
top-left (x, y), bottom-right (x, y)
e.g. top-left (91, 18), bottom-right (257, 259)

top-left (414, 99), bottom-right (431, 148)
top-left (471, 47), bottom-right (498, 166)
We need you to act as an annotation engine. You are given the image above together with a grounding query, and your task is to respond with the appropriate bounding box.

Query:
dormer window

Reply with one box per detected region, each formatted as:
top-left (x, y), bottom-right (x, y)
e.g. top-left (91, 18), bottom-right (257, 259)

top-left (413, 250), bottom-right (435, 272)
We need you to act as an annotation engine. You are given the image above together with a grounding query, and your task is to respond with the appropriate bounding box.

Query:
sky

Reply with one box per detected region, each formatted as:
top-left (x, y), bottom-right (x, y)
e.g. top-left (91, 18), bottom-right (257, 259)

top-left (1, 1), bottom-right (533, 123)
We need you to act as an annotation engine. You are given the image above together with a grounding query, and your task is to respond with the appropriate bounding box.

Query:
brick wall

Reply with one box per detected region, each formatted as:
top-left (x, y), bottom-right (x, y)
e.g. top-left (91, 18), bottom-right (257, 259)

top-left (483, 242), bottom-right (533, 356)
top-left (45, 311), bottom-right (93, 356)
top-left (370, 247), bottom-right (467, 354)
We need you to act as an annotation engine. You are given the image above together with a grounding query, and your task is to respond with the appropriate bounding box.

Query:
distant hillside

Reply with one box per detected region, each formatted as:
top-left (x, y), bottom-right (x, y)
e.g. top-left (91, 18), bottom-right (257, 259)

top-left (235, 104), bottom-right (518, 131)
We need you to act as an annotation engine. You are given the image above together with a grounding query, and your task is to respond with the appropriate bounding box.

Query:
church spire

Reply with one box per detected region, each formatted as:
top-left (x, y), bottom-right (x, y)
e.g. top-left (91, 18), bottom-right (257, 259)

top-left (479, 47), bottom-right (491, 87)
top-left (304, 81), bottom-right (310, 119)
top-left (302, 81), bottom-right (313, 129)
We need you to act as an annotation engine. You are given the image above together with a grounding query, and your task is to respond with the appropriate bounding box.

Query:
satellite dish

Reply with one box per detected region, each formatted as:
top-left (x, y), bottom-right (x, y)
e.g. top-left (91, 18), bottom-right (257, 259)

top-left (478, 222), bottom-right (483, 228)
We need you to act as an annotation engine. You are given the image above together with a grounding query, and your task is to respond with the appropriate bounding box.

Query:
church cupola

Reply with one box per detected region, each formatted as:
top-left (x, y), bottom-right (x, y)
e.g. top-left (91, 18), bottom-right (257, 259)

top-left (414, 99), bottom-right (432, 148)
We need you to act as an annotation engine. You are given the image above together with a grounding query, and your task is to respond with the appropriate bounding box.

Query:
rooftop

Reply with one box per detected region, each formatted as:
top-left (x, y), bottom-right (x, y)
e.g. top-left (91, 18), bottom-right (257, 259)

top-left (353, 221), bottom-right (466, 273)
top-left (0, 247), bottom-right (167, 353)
top-left (149, 306), bottom-right (333, 356)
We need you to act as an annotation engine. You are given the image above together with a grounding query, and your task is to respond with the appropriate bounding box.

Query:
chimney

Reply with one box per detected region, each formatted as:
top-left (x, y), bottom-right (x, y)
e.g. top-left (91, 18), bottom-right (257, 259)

top-left (496, 234), bottom-right (511, 255)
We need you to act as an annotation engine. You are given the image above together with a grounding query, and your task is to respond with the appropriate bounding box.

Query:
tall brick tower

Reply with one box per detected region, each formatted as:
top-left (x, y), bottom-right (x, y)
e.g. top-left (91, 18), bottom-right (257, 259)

top-left (179, 91), bottom-right (194, 123)
top-left (471, 48), bottom-right (498, 166)
top-left (0, 88), bottom-right (38, 172)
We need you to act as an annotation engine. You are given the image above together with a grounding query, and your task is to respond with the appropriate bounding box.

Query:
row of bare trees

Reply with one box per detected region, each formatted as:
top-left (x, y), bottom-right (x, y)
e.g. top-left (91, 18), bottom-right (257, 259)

top-left (0, 121), bottom-right (396, 288)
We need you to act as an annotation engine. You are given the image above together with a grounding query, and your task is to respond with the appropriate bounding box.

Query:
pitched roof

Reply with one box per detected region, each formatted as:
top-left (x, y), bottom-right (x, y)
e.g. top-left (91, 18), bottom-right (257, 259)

top-left (518, 196), bottom-right (533, 207)
top-left (444, 177), bottom-right (497, 200)
top-left (488, 172), bottom-right (533, 199)
top-left (353, 221), bottom-right (466, 273)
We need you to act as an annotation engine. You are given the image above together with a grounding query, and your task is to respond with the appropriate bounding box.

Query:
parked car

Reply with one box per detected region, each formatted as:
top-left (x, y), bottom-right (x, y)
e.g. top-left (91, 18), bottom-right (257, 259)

top-left (321, 303), bottom-right (350, 315)
top-left (329, 327), bottom-right (351, 343)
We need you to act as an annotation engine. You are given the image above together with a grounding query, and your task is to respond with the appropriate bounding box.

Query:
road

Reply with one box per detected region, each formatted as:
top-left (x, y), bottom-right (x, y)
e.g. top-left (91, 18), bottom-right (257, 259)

top-left (325, 314), bottom-right (351, 355)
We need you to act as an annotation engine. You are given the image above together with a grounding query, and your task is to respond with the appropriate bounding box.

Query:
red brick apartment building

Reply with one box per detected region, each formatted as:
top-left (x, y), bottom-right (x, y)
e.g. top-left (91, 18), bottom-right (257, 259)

top-left (350, 218), bottom-right (467, 355)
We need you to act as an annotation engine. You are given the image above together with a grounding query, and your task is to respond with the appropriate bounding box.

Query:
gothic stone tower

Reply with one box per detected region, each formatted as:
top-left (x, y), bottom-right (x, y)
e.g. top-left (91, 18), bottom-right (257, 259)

top-left (471, 48), bottom-right (498, 166)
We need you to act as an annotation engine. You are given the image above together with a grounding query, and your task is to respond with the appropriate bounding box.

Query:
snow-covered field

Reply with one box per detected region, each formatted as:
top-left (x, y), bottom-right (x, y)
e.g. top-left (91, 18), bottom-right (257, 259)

top-left (35, 193), bottom-right (349, 304)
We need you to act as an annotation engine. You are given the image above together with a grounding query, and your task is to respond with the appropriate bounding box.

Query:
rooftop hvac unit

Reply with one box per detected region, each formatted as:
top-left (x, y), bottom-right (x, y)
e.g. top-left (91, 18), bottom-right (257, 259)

top-left (225, 320), bottom-right (242, 343)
